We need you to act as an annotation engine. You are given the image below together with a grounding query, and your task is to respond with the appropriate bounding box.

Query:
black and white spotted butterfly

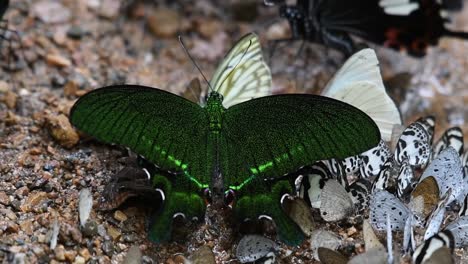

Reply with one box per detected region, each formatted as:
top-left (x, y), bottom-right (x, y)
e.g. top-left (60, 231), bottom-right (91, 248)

top-left (412, 230), bottom-right (455, 264)
top-left (395, 116), bottom-right (435, 168)
top-left (433, 126), bottom-right (464, 158)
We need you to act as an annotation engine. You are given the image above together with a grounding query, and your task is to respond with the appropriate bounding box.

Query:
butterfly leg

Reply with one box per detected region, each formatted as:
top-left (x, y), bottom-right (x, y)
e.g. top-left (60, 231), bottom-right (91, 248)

top-left (148, 174), bottom-right (206, 243)
top-left (234, 179), bottom-right (305, 246)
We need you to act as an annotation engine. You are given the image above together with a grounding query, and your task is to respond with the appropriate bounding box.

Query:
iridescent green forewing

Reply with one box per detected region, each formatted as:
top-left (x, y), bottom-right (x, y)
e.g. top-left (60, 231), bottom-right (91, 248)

top-left (221, 94), bottom-right (380, 244)
top-left (69, 85), bottom-right (210, 242)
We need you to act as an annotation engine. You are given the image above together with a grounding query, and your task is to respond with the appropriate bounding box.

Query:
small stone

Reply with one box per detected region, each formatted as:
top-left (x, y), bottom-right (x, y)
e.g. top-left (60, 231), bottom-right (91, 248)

top-left (46, 54), bottom-right (72, 67)
top-left (1, 209), bottom-right (17, 220)
top-left (123, 245), bottom-right (142, 264)
top-left (67, 25), bottom-right (86, 39)
top-left (82, 220), bottom-right (98, 237)
top-left (19, 219), bottom-right (34, 235)
top-left (285, 197), bottom-right (315, 236)
top-left (0, 192), bottom-right (10, 205)
top-left (265, 21), bottom-right (290, 40)
top-left (0, 80), bottom-right (9, 92)
top-left (102, 240), bottom-right (115, 256)
top-left (191, 245), bottom-right (216, 264)
top-left (310, 229), bottom-right (343, 261)
top-left (79, 248), bottom-right (91, 261)
top-left (195, 19), bottom-right (222, 39)
top-left (347, 226), bottom-right (357, 236)
top-left (147, 8), bottom-right (180, 38)
top-left (107, 225), bottom-right (121, 241)
top-left (46, 114), bottom-right (80, 148)
top-left (98, 0), bottom-right (120, 19)
top-left (63, 81), bottom-right (78, 98)
top-left (5, 220), bottom-right (19, 233)
top-left (64, 250), bottom-right (77, 262)
top-left (123, 234), bottom-right (137, 243)
top-left (73, 256), bottom-right (86, 264)
top-left (1, 91), bottom-right (18, 109)
top-left (33, 1), bottom-right (71, 23)
top-left (54, 245), bottom-right (66, 261)
top-left (20, 191), bottom-right (48, 212)
top-left (61, 223), bottom-right (83, 244)
top-left (114, 210), bottom-right (128, 222)
top-left (363, 220), bottom-right (384, 250)
top-left (97, 224), bottom-right (107, 237)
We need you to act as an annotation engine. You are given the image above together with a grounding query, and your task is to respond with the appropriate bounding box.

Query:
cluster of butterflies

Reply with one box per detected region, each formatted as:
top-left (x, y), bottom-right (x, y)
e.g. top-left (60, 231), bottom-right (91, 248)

top-left (299, 113), bottom-right (467, 262)
top-left (266, 0), bottom-right (468, 57)
top-left (63, 1), bottom-right (468, 263)
top-left (71, 32), bottom-right (399, 246)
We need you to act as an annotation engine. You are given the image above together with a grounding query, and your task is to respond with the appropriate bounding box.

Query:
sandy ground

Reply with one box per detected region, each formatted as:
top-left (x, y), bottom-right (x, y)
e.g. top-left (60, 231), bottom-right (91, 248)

top-left (0, 0), bottom-right (467, 263)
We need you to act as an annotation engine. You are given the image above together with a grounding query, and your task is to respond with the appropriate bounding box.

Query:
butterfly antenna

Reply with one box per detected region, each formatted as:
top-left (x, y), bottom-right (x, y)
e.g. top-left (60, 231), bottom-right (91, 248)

top-left (178, 36), bottom-right (214, 92)
top-left (217, 39), bottom-right (253, 90)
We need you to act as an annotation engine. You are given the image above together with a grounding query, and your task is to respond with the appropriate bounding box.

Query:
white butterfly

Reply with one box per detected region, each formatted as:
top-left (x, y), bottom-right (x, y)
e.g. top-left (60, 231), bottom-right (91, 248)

top-left (209, 33), bottom-right (272, 108)
top-left (322, 48), bottom-right (402, 142)
top-left (184, 33), bottom-right (272, 108)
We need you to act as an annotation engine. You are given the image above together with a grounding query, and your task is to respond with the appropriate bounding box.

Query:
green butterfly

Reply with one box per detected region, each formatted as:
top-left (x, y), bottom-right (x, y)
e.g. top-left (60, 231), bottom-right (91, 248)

top-left (70, 33), bottom-right (380, 245)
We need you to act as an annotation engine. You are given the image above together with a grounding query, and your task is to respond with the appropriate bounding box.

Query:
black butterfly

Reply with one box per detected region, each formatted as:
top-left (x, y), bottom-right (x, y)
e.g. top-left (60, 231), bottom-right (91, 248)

top-left (266, 0), bottom-right (468, 57)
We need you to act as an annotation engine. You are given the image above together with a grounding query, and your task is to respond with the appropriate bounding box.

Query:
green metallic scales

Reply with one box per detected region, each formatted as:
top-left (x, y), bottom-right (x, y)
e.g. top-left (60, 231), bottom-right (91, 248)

top-left (69, 85), bottom-right (380, 245)
top-left (206, 92), bottom-right (225, 132)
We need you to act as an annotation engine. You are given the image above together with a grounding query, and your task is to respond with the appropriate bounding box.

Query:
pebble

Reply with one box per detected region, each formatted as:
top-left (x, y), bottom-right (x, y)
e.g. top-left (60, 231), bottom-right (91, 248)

top-left (1, 91), bottom-right (18, 109)
top-left (285, 197), bottom-right (315, 236)
top-left (310, 229), bottom-right (342, 260)
top-left (98, 0), bottom-right (120, 19)
top-left (147, 8), bottom-right (181, 38)
top-left (363, 220), bottom-right (384, 250)
top-left (123, 245), bottom-right (142, 264)
top-left (102, 240), bottom-right (115, 256)
top-left (0, 80), bottom-right (9, 92)
top-left (54, 245), bottom-right (66, 261)
top-left (64, 250), bottom-right (77, 262)
top-left (79, 248), bottom-right (91, 261)
top-left (67, 25), bottom-right (86, 39)
top-left (1, 208), bottom-right (17, 220)
top-left (46, 114), bottom-right (80, 148)
top-left (0, 191), bottom-right (10, 205)
top-left (46, 54), bottom-right (72, 67)
top-left (63, 81), bottom-right (79, 98)
top-left (19, 219), bottom-right (34, 235)
top-left (114, 210), bottom-right (128, 222)
top-left (82, 220), bottom-right (99, 237)
top-left (20, 191), bottom-right (48, 213)
top-left (191, 245), bottom-right (216, 264)
top-left (195, 19), bottom-right (222, 39)
top-left (73, 256), bottom-right (86, 264)
top-left (33, 1), bottom-right (71, 24)
top-left (107, 225), bottom-right (121, 241)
